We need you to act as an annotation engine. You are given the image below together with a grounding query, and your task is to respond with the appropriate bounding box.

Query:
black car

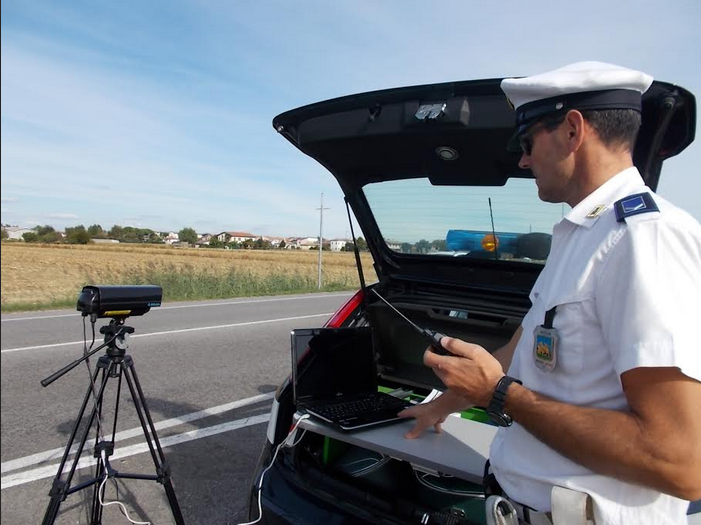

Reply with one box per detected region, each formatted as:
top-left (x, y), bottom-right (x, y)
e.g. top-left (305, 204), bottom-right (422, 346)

top-left (247, 77), bottom-right (699, 524)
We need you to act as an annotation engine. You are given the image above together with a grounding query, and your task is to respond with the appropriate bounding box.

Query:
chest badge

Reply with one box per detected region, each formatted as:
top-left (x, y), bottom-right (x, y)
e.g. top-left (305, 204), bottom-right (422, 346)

top-left (533, 325), bottom-right (558, 372)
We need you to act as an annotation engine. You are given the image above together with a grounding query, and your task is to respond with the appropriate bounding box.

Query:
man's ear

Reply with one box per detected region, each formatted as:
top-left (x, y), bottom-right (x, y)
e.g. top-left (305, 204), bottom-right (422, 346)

top-left (564, 110), bottom-right (586, 151)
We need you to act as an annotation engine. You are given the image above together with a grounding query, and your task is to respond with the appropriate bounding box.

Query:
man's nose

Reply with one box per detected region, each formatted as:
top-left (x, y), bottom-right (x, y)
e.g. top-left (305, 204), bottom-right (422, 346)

top-left (518, 153), bottom-right (530, 170)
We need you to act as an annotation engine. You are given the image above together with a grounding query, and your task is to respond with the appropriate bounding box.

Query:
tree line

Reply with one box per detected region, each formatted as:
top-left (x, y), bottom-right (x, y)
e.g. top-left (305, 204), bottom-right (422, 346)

top-left (1, 224), bottom-right (374, 251)
top-left (400, 239), bottom-right (447, 254)
top-left (2, 224), bottom-right (167, 244)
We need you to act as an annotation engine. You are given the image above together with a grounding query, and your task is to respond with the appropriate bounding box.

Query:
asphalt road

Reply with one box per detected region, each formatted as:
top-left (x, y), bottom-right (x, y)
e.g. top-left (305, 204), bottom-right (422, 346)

top-left (1, 291), bottom-right (353, 525)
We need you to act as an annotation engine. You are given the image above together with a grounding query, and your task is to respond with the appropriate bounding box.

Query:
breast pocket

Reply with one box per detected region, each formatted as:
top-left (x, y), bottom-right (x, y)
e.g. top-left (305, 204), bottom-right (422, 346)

top-left (549, 294), bottom-right (595, 377)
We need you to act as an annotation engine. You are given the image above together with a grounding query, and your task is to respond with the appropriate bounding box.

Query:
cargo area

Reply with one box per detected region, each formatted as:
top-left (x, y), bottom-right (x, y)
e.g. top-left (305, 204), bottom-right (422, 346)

top-left (367, 286), bottom-right (523, 391)
top-left (282, 288), bottom-right (520, 524)
top-left (288, 423), bottom-right (489, 524)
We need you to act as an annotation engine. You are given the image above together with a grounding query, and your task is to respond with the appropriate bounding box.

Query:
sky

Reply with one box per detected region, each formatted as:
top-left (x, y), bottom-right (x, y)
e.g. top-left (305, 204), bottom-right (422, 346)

top-left (2, 1), bottom-right (700, 240)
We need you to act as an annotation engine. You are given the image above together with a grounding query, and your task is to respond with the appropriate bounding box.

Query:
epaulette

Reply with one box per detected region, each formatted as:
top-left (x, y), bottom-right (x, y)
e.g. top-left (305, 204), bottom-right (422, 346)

top-left (614, 192), bottom-right (659, 222)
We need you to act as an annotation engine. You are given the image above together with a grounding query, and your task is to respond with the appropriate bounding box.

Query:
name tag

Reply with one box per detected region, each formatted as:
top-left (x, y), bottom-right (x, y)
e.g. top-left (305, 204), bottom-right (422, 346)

top-left (533, 325), bottom-right (558, 372)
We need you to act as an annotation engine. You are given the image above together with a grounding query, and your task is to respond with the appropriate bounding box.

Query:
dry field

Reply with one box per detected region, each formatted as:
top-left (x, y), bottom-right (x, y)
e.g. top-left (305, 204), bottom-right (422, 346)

top-left (1, 243), bottom-right (376, 308)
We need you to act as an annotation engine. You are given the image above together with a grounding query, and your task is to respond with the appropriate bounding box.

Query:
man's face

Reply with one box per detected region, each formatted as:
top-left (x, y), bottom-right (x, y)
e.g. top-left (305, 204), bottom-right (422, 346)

top-left (517, 119), bottom-right (572, 204)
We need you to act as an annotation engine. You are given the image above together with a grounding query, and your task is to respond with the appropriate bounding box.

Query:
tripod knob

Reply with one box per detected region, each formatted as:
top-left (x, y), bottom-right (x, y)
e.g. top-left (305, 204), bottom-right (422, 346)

top-left (114, 332), bottom-right (130, 351)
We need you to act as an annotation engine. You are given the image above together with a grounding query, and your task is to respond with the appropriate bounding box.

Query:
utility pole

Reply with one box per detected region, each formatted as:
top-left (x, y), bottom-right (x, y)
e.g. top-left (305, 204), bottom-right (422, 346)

top-left (317, 193), bottom-right (330, 290)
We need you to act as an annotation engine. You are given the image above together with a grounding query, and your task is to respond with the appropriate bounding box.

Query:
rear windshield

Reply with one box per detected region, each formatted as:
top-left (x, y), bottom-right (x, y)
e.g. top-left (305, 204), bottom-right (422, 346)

top-left (363, 177), bottom-right (565, 263)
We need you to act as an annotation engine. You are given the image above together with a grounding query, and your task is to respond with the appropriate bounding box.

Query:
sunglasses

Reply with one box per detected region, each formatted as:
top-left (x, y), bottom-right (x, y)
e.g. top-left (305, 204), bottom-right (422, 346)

top-left (518, 117), bottom-right (566, 156)
top-left (518, 123), bottom-right (546, 156)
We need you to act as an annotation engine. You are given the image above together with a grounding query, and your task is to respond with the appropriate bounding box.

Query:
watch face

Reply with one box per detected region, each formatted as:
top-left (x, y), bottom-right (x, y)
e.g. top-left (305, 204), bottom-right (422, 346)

top-left (488, 411), bottom-right (513, 427)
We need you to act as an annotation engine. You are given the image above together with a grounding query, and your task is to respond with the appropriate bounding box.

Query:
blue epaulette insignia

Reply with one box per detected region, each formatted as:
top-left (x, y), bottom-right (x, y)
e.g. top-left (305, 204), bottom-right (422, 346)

top-left (614, 193), bottom-right (659, 222)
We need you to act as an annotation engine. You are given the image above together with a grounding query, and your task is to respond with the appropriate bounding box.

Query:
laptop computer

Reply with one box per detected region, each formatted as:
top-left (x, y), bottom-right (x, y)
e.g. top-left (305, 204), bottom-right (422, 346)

top-left (291, 327), bottom-right (413, 431)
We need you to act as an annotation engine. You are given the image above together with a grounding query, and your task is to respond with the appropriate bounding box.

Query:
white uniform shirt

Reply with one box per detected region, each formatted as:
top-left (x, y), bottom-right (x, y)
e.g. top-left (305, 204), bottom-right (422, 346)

top-left (489, 167), bottom-right (701, 525)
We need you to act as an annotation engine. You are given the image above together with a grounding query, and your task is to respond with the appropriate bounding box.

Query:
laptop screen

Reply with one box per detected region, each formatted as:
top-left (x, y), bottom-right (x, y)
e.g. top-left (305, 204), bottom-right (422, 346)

top-left (291, 327), bottom-right (376, 404)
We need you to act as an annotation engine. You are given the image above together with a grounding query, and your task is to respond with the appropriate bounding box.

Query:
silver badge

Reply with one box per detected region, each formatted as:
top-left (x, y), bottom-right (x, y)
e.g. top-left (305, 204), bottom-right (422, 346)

top-left (533, 325), bottom-right (558, 372)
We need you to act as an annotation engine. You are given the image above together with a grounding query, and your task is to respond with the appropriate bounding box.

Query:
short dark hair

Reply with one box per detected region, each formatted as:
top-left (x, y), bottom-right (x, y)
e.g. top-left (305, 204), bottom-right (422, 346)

top-left (580, 109), bottom-right (641, 151)
top-left (540, 112), bottom-right (567, 131)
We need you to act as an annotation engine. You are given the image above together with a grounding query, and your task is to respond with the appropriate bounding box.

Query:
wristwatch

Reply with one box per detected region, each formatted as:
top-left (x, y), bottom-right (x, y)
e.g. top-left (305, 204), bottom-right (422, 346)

top-left (487, 376), bottom-right (522, 427)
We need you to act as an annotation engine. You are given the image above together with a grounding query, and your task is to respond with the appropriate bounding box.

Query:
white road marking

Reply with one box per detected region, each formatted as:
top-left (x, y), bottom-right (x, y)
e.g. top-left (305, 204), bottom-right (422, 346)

top-left (1, 293), bottom-right (351, 322)
top-left (1, 413), bottom-right (271, 490)
top-left (1, 312), bottom-right (333, 354)
top-left (0, 392), bottom-right (275, 474)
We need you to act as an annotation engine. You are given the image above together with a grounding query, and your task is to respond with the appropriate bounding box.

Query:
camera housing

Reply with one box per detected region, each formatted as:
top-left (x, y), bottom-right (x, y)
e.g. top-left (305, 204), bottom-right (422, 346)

top-left (77, 285), bottom-right (163, 318)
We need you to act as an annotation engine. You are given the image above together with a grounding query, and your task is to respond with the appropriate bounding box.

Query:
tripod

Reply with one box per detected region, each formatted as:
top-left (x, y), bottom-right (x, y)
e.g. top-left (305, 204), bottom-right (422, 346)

top-left (41, 319), bottom-right (185, 525)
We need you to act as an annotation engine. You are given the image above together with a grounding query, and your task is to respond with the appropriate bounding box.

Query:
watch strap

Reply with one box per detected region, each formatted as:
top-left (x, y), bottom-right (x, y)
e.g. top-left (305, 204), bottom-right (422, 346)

top-left (487, 375), bottom-right (522, 426)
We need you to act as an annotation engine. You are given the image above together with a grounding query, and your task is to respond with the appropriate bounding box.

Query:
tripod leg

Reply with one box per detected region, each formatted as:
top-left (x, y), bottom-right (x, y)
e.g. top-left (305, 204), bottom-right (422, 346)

top-left (122, 357), bottom-right (185, 525)
top-left (90, 363), bottom-right (109, 525)
top-left (91, 360), bottom-right (124, 525)
top-left (41, 490), bottom-right (63, 525)
top-left (42, 362), bottom-right (110, 525)
top-left (90, 454), bottom-right (106, 525)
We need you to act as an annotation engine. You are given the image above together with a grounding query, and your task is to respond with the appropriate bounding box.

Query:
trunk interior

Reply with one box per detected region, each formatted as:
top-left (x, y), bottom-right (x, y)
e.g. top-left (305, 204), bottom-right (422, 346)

top-left (286, 282), bottom-right (526, 522)
top-left (288, 432), bottom-right (487, 523)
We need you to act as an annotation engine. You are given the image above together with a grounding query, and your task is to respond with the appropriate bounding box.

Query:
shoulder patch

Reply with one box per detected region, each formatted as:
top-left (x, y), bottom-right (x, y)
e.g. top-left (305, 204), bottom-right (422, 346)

top-left (614, 192), bottom-right (659, 223)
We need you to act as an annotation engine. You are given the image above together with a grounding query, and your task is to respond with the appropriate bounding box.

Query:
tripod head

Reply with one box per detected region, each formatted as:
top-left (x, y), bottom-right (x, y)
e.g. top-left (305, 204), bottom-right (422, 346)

top-left (100, 319), bottom-right (135, 358)
top-left (41, 317), bottom-right (137, 388)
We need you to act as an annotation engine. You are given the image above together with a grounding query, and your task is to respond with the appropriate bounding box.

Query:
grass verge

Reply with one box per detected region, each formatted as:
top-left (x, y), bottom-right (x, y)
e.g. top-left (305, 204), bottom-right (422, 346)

top-left (1, 265), bottom-right (360, 313)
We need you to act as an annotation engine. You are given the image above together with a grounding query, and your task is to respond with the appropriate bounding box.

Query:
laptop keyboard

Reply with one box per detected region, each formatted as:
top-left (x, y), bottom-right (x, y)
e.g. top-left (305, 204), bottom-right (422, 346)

top-left (311, 393), bottom-right (411, 420)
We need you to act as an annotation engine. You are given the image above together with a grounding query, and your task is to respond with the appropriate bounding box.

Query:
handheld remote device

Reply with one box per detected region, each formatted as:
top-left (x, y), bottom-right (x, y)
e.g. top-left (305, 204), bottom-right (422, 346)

top-left (371, 289), bottom-right (450, 356)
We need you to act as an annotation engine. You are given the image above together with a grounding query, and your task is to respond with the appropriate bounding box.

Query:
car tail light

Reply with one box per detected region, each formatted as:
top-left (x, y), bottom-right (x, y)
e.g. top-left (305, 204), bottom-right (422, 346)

top-left (324, 289), bottom-right (365, 328)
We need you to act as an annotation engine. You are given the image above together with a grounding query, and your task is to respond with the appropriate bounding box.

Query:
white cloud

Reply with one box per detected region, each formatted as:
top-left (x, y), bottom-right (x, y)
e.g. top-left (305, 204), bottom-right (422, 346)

top-left (46, 213), bottom-right (79, 220)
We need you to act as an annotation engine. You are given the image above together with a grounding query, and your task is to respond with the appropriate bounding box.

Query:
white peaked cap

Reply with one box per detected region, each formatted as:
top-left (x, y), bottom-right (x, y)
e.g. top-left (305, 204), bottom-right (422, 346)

top-left (501, 61), bottom-right (654, 148)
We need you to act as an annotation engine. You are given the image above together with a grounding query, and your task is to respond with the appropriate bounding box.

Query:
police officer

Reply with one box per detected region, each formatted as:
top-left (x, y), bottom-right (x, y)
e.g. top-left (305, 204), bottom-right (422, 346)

top-left (399, 62), bottom-right (701, 525)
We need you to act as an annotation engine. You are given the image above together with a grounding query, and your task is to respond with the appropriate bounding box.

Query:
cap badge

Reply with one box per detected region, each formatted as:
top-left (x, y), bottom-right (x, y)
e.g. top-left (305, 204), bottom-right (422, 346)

top-left (586, 205), bottom-right (606, 218)
top-left (555, 102), bottom-right (564, 110)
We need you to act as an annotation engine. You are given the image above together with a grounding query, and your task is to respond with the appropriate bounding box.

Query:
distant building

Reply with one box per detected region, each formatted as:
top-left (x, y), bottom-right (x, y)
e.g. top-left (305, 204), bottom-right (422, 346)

top-left (4, 227), bottom-right (34, 240)
top-left (196, 233), bottom-right (213, 246)
top-left (264, 236), bottom-right (286, 247)
top-left (217, 231), bottom-right (256, 243)
top-left (329, 239), bottom-right (352, 252)
top-left (163, 232), bottom-right (179, 245)
top-left (286, 237), bottom-right (319, 250)
top-left (92, 238), bottom-right (120, 244)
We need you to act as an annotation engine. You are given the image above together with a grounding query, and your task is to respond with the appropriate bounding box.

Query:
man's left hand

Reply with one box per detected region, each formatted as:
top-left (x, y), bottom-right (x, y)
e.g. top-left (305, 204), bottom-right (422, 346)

top-left (424, 337), bottom-right (505, 407)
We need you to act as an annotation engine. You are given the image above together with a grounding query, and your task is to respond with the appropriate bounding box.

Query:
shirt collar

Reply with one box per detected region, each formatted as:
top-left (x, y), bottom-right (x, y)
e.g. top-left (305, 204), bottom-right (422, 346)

top-left (564, 167), bottom-right (645, 228)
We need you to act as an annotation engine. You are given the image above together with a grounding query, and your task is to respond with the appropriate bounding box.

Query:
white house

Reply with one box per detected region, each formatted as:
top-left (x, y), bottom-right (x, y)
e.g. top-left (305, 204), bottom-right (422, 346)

top-left (4, 227), bottom-right (34, 240)
top-left (265, 236), bottom-right (285, 247)
top-left (217, 231), bottom-right (256, 243)
top-left (284, 237), bottom-right (319, 250)
top-left (164, 232), bottom-right (179, 245)
top-left (292, 237), bottom-right (320, 250)
top-left (329, 239), bottom-right (351, 252)
top-left (196, 233), bottom-right (213, 246)
top-left (92, 238), bottom-right (120, 244)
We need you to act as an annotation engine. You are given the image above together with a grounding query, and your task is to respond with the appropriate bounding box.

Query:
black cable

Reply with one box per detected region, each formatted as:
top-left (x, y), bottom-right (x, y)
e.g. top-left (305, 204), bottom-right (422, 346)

top-left (83, 315), bottom-right (106, 440)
